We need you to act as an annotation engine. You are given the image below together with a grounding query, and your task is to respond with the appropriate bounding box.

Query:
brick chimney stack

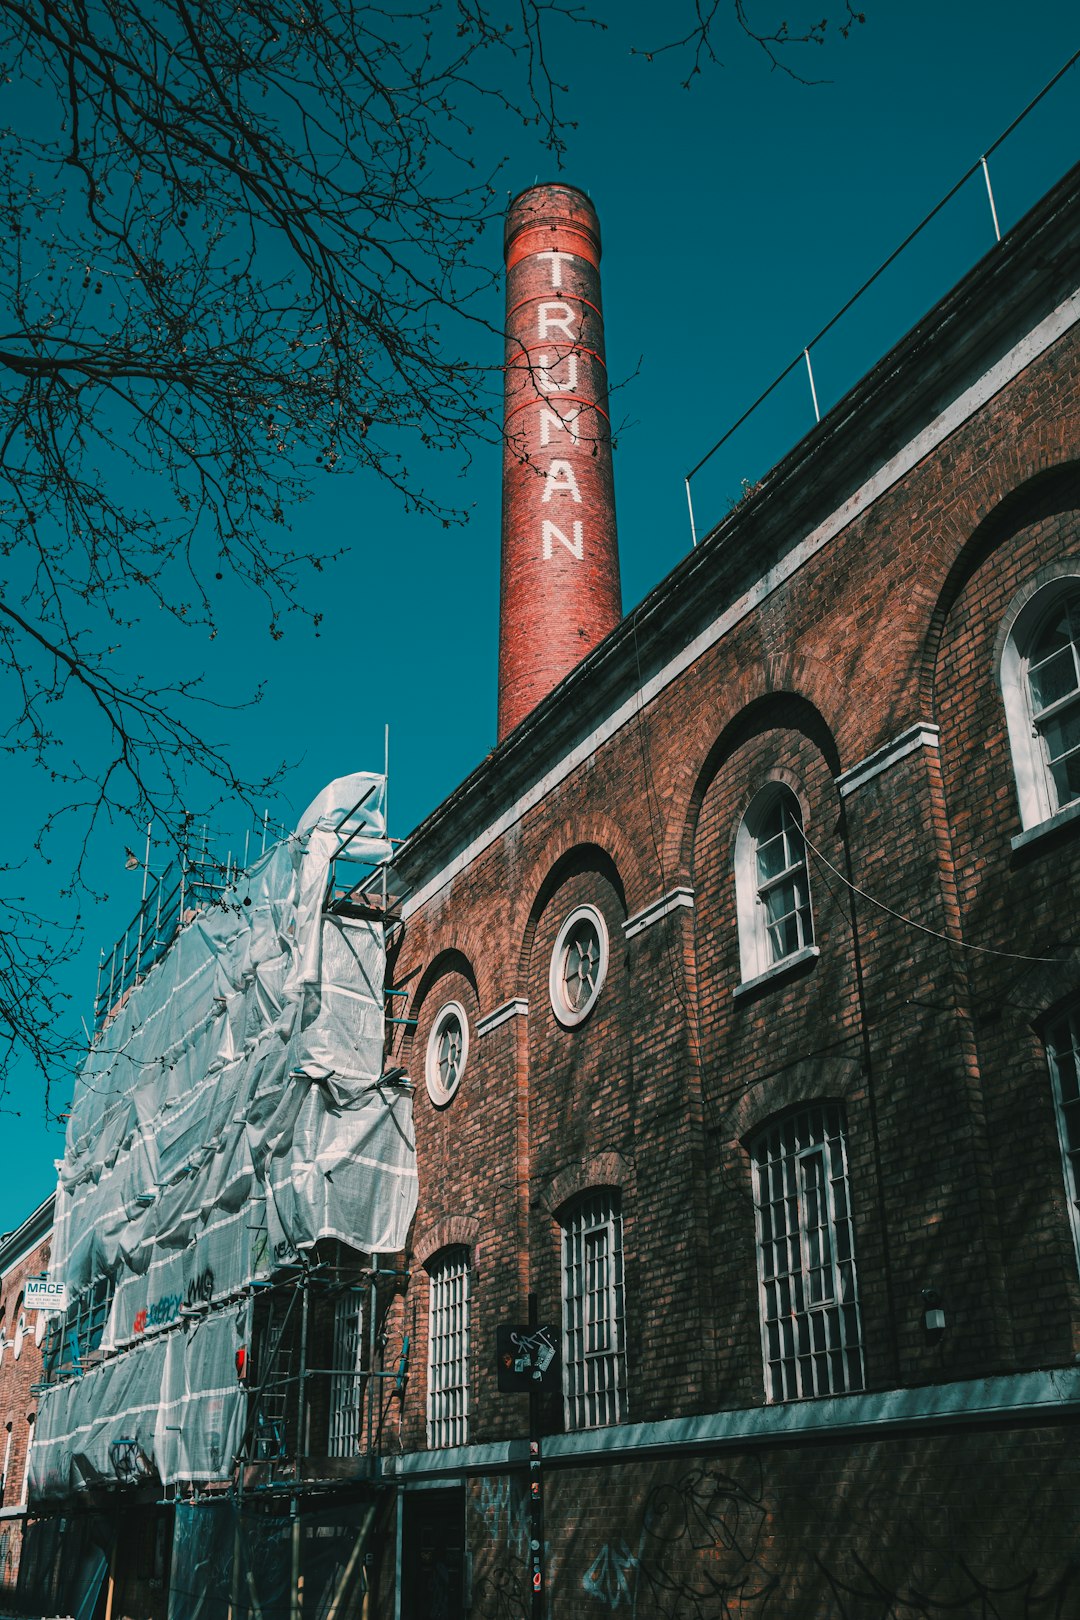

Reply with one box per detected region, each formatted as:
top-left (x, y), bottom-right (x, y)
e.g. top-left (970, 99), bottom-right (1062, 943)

top-left (497, 183), bottom-right (622, 741)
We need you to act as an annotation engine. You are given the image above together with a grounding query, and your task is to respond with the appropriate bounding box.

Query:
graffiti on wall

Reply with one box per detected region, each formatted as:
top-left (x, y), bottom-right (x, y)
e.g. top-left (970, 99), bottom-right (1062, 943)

top-left (473, 1473), bottom-right (565, 1620)
top-left (569, 1457), bottom-right (1080, 1619)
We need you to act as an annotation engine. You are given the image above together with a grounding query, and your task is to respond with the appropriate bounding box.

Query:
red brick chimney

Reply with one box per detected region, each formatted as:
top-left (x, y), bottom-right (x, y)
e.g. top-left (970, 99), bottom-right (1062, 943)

top-left (497, 183), bottom-right (622, 741)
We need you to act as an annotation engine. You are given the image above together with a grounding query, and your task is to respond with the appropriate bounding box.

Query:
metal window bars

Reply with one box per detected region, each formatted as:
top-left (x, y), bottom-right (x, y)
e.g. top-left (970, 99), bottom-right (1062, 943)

top-left (562, 1193), bottom-right (626, 1431)
top-left (1045, 1009), bottom-right (1080, 1278)
top-left (752, 1104), bottom-right (865, 1404)
top-left (427, 1248), bottom-right (470, 1449)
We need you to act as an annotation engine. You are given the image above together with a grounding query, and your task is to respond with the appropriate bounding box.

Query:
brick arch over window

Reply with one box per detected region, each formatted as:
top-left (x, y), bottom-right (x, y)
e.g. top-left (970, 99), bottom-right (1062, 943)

top-left (717, 1055), bottom-right (862, 1147)
top-left (413, 1215), bottom-right (481, 1268)
top-left (539, 1151), bottom-right (634, 1218)
top-left (921, 460), bottom-right (1080, 717)
top-left (679, 692), bottom-right (842, 882)
top-left (399, 948), bottom-right (479, 1059)
top-left (516, 841), bottom-right (628, 992)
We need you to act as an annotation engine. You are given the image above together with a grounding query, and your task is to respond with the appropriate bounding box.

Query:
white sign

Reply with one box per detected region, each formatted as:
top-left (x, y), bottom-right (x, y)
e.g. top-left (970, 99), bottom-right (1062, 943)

top-left (25, 1277), bottom-right (67, 1314)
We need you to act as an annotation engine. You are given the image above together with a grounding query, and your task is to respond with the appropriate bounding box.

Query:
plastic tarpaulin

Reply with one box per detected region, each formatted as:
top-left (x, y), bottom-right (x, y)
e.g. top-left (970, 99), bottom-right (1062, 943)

top-left (168, 1496), bottom-right (379, 1620)
top-left (31, 773), bottom-right (417, 1499)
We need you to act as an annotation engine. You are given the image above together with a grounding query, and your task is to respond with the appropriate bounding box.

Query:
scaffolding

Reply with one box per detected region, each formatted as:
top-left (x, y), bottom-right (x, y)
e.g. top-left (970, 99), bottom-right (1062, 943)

top-left (30, 770), bottom-right (418, 1557)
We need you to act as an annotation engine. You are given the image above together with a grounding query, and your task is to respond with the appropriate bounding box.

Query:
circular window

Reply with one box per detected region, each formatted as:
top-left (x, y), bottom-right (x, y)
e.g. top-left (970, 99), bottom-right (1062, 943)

top-left (425, 1001), bottom-right (469, 1106)
top-left (550, 905), bottom-right (609, 1027)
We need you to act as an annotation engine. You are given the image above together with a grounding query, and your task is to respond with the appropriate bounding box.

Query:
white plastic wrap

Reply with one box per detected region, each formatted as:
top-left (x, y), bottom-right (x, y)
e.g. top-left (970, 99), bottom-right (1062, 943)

top-left (31, 774), bottom-right (416, 1497)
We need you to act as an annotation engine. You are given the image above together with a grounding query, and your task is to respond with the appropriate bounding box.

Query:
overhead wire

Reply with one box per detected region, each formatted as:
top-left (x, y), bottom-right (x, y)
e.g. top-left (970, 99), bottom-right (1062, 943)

top-left (802, 826), bottom-right (1071, 965)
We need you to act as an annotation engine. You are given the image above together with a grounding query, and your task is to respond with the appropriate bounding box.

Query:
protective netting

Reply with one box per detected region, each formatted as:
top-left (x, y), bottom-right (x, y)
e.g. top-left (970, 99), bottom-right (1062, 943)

top-left (167, 1496), bottom-right (379, 1620)
top-left (30, 774), bottom-right (417, 1499)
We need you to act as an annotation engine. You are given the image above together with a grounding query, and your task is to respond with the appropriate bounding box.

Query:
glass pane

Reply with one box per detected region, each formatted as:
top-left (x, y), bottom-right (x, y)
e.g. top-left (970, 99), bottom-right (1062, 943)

top-left (1049, 748), bottom-right (1080, 809)
top-left (1030, 644), bottom-right (1079, 711)
top-left (756, 829), bottom-right (790, 882)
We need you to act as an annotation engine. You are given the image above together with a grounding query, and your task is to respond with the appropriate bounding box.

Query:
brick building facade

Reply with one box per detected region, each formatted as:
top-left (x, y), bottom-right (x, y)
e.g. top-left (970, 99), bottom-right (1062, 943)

top-left (0, 1198), bottom-right (52, 1607)
top-left (373, 163), bottom-right (1080, 1616)
top-left (11, 166), bottom-right (1080, 1620)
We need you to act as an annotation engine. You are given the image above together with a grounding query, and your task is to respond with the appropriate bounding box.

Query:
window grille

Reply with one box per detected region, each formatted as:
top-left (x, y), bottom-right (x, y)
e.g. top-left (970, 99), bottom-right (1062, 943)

top-left (328, 1292), bottom-right (365, 1457)
top-left (427, 1249), bottom-right (470, 1449)
top-left (1044, 1008), bottom-right (1080, 1275)
top-left (562, 1192), bottom-right (626, 1430)
top-left (549, 906), bottom-right (609, 1027)
top-left (425, 1001), bottom-right (469, 1104)
top-left (48, 1275), bottom-right (114, 1374)
top-left (751, 1104), bottom-right (864, 1402)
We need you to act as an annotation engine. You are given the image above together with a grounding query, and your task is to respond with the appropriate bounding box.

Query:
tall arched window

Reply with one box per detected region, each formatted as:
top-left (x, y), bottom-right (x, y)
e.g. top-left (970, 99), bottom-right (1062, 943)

top-left (735, 785), bottom-right (815, 985)
top-left (1043, 1006), bottom-right (1080, 1279)
top-left (561, 1190), bottom-right (626, 1430)
top-left (427, 1247), bottom-right (470, 1449)
top-left (1001, 578), bottom-right (1080, 831)
top-left (750, 1103), bottom-right (864, 1402)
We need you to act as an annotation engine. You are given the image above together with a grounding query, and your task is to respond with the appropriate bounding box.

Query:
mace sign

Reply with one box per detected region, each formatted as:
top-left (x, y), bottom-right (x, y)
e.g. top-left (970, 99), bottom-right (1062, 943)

top-left (25, 1276), bottom-right (67, 1314)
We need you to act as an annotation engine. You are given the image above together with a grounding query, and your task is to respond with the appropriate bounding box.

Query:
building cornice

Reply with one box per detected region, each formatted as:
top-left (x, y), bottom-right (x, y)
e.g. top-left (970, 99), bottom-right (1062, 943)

top-left (0, 1194), bottom-right (54, 1276)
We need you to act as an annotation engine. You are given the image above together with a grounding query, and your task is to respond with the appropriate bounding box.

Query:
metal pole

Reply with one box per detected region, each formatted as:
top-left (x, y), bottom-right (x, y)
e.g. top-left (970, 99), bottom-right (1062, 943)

top-left (803, 348), bottom-right (821, 424)
top-left (528, 1293), bottom-right (544, 1620)
top-left (684, 477), bottom-right (698, 549)
top-left (367, 1260), bottom-right (379, 1470)
top-left (290, 1496), bottom-right (301, 1620)
top-left (980, 155), bottom-right (1002, 242)
top-left (134, 821), bottom-right (152, 979)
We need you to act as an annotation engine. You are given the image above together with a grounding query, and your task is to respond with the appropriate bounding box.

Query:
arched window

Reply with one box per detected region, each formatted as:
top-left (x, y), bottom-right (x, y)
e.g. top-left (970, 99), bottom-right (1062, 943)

top-left (1001, 579), bottom-right (1080, 831)
top-left (735, 785), bottom-right (815, 985)
top-left (328, 1291), bottom-right (364, 1458)
top-left (561, 1190), bottom-right (626, 1430)
top-left (12, 1296), bottom-right (25, 1362)
top-left (427, 1247), bottom-right (470, 1449)
top-left (1042, 1006), bottom-right (1080, 1278)
top-left (750, 1104), bottom-right (864, 1402)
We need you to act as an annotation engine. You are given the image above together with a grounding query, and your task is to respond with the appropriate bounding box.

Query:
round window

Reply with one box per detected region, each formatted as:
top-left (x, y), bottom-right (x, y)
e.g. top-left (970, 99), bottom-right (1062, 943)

top-left (550, 904), bottom-right (609, 1027)
top-left (425, 1001), bottom-right (469, 1106)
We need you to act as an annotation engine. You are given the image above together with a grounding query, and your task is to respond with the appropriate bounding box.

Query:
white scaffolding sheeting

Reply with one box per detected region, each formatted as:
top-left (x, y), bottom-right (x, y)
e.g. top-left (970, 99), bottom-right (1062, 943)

top-left (31, 773), bottom-right (417, 1498)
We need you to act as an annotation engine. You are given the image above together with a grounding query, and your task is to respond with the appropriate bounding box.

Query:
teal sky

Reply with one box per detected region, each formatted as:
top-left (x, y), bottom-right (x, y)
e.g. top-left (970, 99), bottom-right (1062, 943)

top-left (4, 1), bottom-right (1079, 1226)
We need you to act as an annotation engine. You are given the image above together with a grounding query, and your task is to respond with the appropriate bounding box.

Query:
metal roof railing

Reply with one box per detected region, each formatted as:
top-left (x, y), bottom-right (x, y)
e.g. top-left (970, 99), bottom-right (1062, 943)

top-left (683, 47), bottom-right (1080, 548)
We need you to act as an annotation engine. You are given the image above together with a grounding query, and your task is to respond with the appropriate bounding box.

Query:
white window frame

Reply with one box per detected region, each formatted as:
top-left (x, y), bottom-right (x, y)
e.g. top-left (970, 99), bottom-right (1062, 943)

top-left (735, 784), bottom-right (815, 985)
top-left (425, 1001), bottom-right (469, 1106)
top-left (328, 1290), bottom-right (365, 1458)
top-left (1044, 1007), bottom-right (1080, 1277)
top-left (561, 1191), bottom-right (626, 1430)
top-left (427, 1247), bottom-right (470, 1449)
top-left (750, 1104), bottom-right (865, 1403)
top-left (1000, 574), bottom-right (1080, 831)
top-left (549, 904), bottom-right (609, 1028)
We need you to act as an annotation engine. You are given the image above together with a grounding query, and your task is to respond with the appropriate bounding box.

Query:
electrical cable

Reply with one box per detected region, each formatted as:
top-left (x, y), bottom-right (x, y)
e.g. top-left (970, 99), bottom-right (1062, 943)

top-left (802, 826), bottom-right (1070, 965)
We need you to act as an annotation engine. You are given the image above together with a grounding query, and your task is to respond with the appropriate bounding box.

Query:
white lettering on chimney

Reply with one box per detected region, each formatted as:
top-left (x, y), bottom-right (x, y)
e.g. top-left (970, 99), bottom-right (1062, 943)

top-left (537, 250), bottom-right (574, 288)
top-left (538, 301), bottom-right (576, 340)
top-left (542, 520), bottom-right (584, 560)
top-left (540, 407), bottom-right (581, 447)
top-left (537, 352), bottom-right (578, 393)
top-left (542, 460), bottom-right (582, 503)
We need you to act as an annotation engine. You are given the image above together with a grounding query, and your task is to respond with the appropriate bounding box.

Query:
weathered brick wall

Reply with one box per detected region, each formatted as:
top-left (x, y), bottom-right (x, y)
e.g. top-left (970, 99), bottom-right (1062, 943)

top-left (0, 1223), bottom-right (52, 1602)
top-left (464, 1425), bottom-right (1080, 1619)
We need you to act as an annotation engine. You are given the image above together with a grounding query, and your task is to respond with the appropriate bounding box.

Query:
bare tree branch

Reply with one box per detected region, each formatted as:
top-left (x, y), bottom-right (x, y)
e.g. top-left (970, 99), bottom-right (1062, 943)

top-left (0, 0), bottom-right (863, 1105)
